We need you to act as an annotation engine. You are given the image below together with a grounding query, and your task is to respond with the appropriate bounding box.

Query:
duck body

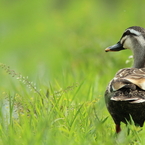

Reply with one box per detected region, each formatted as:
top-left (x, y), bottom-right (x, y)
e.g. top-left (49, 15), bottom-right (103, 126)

top-left (106, 91), bottom-right (145, 126)
top-left (105, 68), bottom-right (145, 132)
top-left (105, 26), bottom-right (145, 133)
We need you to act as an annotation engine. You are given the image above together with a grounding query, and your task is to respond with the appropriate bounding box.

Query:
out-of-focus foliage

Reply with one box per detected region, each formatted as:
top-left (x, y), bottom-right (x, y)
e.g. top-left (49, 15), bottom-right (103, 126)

top-left (0, 0), bottom-right (144, 75)
top-left (0, 0), bottom-right (145, 144)
top-left (0, 0), bottom-right (144, 88)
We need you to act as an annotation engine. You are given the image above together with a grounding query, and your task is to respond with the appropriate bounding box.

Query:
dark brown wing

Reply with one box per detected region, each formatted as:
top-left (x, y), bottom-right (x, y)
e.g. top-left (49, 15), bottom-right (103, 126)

top-left (108, 68), bottom-right (145, 92)
top-left (106, 68), bottom-right (145, 103)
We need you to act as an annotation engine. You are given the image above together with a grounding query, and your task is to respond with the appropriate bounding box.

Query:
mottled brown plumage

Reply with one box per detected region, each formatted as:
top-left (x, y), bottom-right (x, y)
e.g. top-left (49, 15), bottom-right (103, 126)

top-left (105, 26), bottom-right (145, 133)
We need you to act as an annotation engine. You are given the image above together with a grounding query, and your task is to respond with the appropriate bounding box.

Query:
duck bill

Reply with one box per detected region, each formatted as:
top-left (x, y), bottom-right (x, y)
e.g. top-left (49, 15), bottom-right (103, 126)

top-left (105, 42), bottom-right (125, 52)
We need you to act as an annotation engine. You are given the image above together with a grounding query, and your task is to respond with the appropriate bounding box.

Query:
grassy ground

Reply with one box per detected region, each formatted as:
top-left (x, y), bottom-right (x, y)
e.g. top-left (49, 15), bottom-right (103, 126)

top-left (1, 0), bottom-right (145, 144)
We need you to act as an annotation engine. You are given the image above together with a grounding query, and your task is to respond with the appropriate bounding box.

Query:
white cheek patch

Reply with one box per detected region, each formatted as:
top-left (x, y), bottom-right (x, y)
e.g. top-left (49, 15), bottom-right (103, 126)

top-left (123, 38), bottom-right (133, 49)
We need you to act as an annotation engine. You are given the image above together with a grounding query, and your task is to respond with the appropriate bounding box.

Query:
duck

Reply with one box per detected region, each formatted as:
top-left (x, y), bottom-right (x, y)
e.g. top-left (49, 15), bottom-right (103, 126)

top-left (105, 26), bottom-right (145, 133)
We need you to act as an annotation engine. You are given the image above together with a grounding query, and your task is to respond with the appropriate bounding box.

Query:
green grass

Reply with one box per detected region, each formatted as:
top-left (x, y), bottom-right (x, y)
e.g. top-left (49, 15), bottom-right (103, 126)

top-left (1, 0), bottom-right (145, 144)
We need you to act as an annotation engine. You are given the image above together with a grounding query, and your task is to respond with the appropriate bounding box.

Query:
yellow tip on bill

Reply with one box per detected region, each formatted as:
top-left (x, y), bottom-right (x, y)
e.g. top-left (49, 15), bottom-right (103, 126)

top-left (105, 48), bottom-right (111, 52)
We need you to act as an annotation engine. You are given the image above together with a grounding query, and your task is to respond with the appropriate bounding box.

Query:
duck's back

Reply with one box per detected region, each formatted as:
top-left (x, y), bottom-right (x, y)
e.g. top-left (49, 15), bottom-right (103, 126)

top-left (105, 68), bottom-right (145, 127)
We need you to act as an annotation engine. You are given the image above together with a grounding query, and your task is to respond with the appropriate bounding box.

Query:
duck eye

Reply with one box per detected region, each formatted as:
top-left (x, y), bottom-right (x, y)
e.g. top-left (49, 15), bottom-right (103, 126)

top-left (122, 30), bottom-right (131, 37)
top-left (125, 30), bottom-right (131, 35)
top-left (121, 30), bottom-right (137, 38)
top-left (122, 30), bottom-right (137, 38)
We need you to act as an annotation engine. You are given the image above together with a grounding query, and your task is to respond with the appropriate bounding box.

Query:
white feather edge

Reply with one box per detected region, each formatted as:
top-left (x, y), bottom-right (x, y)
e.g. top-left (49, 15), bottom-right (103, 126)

top-left (111, 97), bottom-right (145, 103)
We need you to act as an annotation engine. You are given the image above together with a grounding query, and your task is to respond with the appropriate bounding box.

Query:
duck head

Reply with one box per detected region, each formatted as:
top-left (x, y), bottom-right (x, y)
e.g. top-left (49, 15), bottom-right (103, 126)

top-left (105, 26), bottom-right (145, 68)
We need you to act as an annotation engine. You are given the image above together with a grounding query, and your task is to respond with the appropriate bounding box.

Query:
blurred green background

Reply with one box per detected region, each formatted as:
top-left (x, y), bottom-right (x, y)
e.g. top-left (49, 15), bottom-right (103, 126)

top-left (1, 0), bottom-right (145, 144)
top-left (0, 0), bottom-right (145, 94)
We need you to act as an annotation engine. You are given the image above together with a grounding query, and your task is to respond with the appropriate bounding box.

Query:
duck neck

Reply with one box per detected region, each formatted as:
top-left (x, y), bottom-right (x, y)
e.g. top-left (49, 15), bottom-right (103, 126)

top-left (133, 47), bottom-right (145, 68)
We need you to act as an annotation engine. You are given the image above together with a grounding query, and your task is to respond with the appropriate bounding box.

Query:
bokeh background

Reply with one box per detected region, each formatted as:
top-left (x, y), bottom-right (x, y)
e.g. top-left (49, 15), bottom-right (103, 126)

top-left (0, 0), bottom-right (145, 79)
top-left (0, 0), bottom-right (145, 106)
top-left (1, 0), bottom-right (145, 144)
top-left (1, 0), bottom-right (145, 106)
top-left (1, 0), bottom-right (145, 88)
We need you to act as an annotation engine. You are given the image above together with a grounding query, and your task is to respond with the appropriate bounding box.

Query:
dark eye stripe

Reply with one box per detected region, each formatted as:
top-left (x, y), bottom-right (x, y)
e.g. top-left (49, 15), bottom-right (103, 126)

top-left (122, 30), bottom-right (137, 37)
top-left (121, 30), bottom-right (137, 40)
